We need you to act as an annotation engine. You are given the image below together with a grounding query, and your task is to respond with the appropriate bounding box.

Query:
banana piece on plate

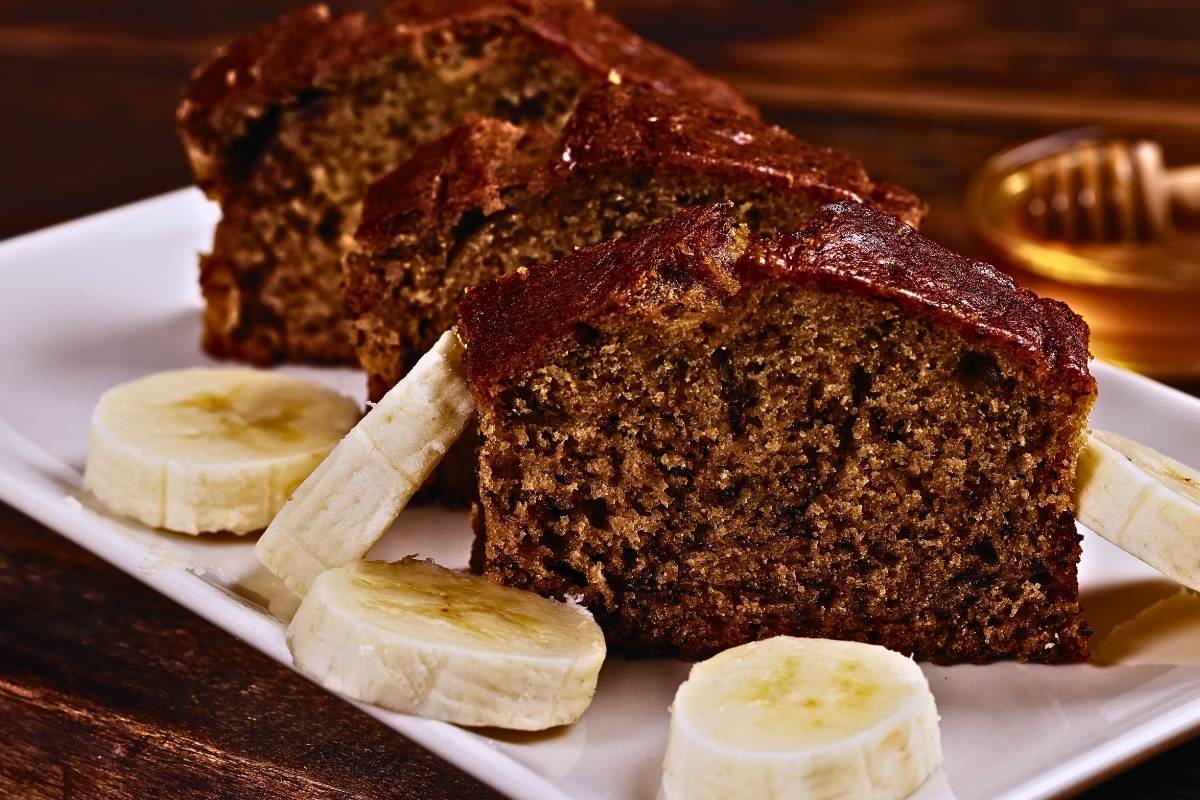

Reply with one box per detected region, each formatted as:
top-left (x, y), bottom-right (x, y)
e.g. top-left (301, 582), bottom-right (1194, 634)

top-left (287, 558), bottom-right (606, 729)
top-left (84, 368), bottom-right (359, 534)
top-left (662, 636), bottom-right (942, 800)
top-left (255, 329), bottom-right (475, 597)
top-left (1076, 428), bottom-right (1200, 591)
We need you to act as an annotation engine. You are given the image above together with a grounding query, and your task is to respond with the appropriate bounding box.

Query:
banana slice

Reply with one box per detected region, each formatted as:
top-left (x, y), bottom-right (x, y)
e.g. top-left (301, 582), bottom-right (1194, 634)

top-left (287, 558), bottom-right (606, 729)
top-left (84, 368), bottom-right (359, 534)
top-left (662, 637), bottom-right (941, 800)
top-left (255, 330), bottom-right (475, 596)
top-left (1076, 428), bottom-right (1200, 591)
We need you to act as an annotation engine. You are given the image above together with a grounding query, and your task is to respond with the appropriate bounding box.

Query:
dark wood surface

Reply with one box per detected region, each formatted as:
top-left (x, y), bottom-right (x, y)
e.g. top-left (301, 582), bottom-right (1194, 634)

top-left (1, 1), bottom-right (1199, 797)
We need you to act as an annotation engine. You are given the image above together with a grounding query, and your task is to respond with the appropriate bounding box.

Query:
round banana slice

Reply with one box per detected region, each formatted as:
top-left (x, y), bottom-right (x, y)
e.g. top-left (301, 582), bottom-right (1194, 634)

top-left (84, 368), bottom-right (359, 535)
top-left (662, 637), bottom-right (942, 800)
top-left (287, 559), bottom-right (606, 730)
top-left (1076, 428), bottom-right (1200, 591)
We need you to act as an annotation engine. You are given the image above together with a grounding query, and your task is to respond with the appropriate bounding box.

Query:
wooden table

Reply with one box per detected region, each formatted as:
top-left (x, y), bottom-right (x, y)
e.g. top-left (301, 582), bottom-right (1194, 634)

top-left (2, 2), bottom-right (1198, 797)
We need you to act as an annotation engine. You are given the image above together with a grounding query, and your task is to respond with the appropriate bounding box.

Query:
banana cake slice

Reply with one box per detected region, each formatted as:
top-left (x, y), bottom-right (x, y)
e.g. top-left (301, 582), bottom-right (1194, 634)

top-left (457, 203), bottom-right (1096, 664)
top-left (345, 81), bottom-right (924, 401)
top-left (178, 0), bottom-right (752, 365)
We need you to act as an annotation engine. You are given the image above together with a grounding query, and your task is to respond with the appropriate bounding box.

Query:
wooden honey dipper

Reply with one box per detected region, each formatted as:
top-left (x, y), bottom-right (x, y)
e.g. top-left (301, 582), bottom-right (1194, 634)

top-left (1023, 139), bottom-right (1200, 242)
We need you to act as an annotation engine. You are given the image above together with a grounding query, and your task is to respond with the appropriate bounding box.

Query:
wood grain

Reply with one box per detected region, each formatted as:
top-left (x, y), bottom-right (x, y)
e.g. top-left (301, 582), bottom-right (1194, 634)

top-left (0, 503), bottom-right (503, 799)
top-left (0, 1), bottom-right (1198, 797)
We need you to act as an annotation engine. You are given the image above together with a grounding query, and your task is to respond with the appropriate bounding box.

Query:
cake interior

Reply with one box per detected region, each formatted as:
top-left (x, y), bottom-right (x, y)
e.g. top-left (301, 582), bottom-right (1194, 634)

top-left (353, 171), bottom-right (830, 400)
top-left (475, 280), bottom-right (1092, 664)
top-left (204, 22), bottom-right (590, 364)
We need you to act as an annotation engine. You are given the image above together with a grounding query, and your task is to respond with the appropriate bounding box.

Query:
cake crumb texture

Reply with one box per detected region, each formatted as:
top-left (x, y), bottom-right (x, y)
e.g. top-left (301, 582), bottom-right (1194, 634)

top-left (462, 205), bottom-right (1095, 664)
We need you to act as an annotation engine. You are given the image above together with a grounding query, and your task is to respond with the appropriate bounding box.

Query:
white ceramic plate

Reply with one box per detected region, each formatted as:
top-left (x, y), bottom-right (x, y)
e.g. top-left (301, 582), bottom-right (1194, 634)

top-left (2, 189), bottom-right (1200, 800)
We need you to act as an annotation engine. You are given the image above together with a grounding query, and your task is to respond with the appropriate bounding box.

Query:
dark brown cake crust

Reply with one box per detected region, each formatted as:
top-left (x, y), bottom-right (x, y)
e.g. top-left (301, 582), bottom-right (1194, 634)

top-left (531, 86), bottom-right (922, 227)
top-left (356, 117), bottom-right (559, 252)
top-left (385, 0), bottom-right (753, 112)
top-left (179, 0), bottom-right (756, 199)
top-left (462, 202), bottom-right (1092, 397)
top-left (460, 206), bottom-right (745, 384)
top-left (742, 202), bottom-right (1094, 389)
top-left (461, 203), bottom-right (1095, 665)
top-left (357, 82), bottom-right (924, 252)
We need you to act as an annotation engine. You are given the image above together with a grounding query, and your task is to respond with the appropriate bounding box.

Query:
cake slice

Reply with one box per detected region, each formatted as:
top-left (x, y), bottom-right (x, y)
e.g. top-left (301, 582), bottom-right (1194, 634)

top-left (345, 81), bottom-right (924, 401)
top-left (177, 0), bottom-right (752, 365)
top-left (458, 203), bottom-right (1096, 664)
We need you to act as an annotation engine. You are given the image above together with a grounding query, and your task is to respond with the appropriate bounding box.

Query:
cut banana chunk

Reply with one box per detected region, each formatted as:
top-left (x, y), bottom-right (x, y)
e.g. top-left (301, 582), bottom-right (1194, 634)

top-left (255, 330), bottom-right (475, 596)
top-left (1076, 428), bottom-right (1200, 591)
top-left (662, 637), bottom-right (941, 800)
top-left (287, 558), bottom-right (606, 729)
top-left (84, 368), bottom-right (359, 534)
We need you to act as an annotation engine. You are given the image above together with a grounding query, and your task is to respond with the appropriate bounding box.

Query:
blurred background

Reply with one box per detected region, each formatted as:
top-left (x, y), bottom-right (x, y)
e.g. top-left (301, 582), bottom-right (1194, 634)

top-left (2, 2), bottom-right (1199, 798)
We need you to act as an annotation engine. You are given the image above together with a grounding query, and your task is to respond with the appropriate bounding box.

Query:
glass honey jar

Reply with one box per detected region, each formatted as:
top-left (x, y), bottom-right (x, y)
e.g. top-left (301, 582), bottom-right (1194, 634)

top-left (967, 130), bottom-right (1200, 382)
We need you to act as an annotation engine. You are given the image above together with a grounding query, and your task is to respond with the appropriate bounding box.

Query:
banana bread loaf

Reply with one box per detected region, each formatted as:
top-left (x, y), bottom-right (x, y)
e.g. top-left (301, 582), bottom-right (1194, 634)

top-left (177, 0), bottom-right (752, 365)
top-left (347, 81), bottom-right (924, 400)
top-left (458, 203), bottom-right (1095, 664)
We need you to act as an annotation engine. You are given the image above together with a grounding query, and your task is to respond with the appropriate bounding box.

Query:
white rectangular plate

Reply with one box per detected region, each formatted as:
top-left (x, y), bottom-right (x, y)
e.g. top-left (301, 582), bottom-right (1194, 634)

top-left (2, 189), bottom-right (1200, 800)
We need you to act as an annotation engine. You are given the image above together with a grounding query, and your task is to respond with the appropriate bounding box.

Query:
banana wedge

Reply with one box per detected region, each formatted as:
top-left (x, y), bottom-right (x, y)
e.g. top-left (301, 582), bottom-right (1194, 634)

top-left (287, 558), bottom-right (606, 729)
top-left (84, 368), bottom-right (359, 534)
top-left (1076, 428), bottom-right (1200, 591)
top-left (255, 329), bottom-right (475, 596)
top-left (662, 637), bottom-right (941, 800)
